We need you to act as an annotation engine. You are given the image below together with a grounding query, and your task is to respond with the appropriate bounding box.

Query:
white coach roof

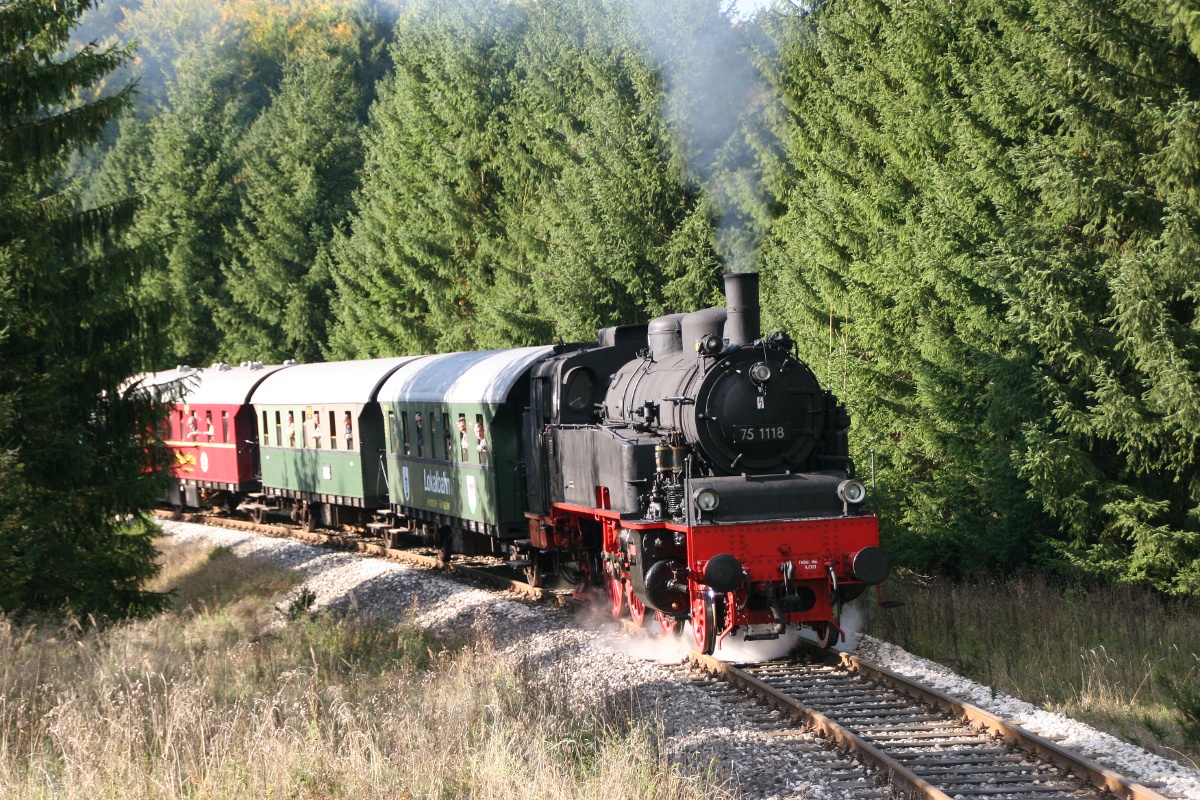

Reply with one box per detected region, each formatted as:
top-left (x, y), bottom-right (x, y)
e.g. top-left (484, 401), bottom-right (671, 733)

top-left (379, 346), bottom-right (556, 405)
top-left (130, 362), bottom-right (292, 405)
top-left (249, 357), bottom-right (423, 406)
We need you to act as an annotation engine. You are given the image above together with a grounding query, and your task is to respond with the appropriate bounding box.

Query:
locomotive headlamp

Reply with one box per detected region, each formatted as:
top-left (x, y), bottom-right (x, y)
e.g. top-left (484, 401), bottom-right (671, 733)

top-left (693, 487), bottom-right (720, 513)
top-left (837, 479), bottom-right (867, 505)
top-left (699, 334), bottom-right (723, 355)
top-left (749, 362), bottom-right (772, 384)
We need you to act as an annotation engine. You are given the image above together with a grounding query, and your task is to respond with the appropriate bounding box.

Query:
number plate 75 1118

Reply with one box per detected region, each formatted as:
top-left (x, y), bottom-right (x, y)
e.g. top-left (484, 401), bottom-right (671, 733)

top-left (735, 425), bottom-right (788, 441)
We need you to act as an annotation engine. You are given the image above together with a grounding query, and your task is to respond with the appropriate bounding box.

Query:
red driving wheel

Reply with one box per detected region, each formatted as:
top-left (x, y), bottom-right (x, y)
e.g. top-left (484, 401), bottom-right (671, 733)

top-left (626, 582), bottom-right (646, 627)
top-left (606, 572), bottom-right (626, 618)
top-left (657, 611), bottom-right (682, 637)
top-left (815, 621), bottom-right (840, 648)
top-left (691, 592), bottom-right (718, 654)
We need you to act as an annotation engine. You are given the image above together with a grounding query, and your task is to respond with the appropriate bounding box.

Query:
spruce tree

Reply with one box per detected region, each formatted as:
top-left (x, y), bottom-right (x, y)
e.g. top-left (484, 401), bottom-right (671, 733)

top-left (762, 0), bottom-right (1200, 592)
top-left (507, 0), bottom-right (724, 342)
top-left (219, 49), bottom-right (365, 363)
top-left (329, 0), bottom-right (730, 357)
top-left (132, 54), bottom-right (249, 365)
top-left (0, 0), bottom-right (169, 615)
top-left (328, 0), bottom-right (530, 357)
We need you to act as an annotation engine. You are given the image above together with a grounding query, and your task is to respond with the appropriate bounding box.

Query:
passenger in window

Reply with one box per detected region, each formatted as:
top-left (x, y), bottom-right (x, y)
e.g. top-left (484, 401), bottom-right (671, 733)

top-left (344, 412), bottom-right (353, 447)
top-left (414, 412), bottom-right (425, 452)
top-left (457, 415), bottom-right (469, 461)
top-left (475, 421), bottom-right (487, 465)
top-left (204, 411), bottom-right (214, 442)
top-left (287, 411), bottom-right (297, 447)
top-left (186, 411), bottom-right (199, 440)
top-left (312, 416), bottom-right (322, 448)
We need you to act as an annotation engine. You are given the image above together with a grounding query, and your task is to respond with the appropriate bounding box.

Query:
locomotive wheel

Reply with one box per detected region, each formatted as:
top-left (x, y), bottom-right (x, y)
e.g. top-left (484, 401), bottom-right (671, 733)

top-left (524, 562), bottom-right (541, 588)
top-left (691, 593), bottom-right (720, 655)
top-left (606, 573), bottom-right (625, 618)
top-left (435, 528), bottom-right (453, 564)
top-left (657, 611), bottom-right (683, 638)
top-left (626, 582), bottom-right (646, 627)
top-left (815, 621), bottom-right (840, 649)
top-left (250, 507), bottom-right (266, 525)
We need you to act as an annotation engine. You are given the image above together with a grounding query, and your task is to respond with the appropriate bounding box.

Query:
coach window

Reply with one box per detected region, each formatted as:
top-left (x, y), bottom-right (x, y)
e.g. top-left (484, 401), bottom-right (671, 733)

top-left (274, 411), bottom-right (282, 447)
top-left (342, 411), bottom-right (353, 450)
top-left (221, 411), bottom-right (229, 443)
top-left (436, 410), bottom-right (446, 460)
top-left (443, 412), bottom-right (453, 462)
top-left (328, 411), bottom-right (337, 451)
top-left (261, 410), bottom-right (270, 446)
top-left (429, 410), bottom-right (439, 460)
top-left (398, 411), bottom-right (407, 455)
top-left (428, 410), bottom-right (439, 460)
top-left (475, 414), bottom-right (487, 467)
top-left (456, 414), bottom-right (468, 462)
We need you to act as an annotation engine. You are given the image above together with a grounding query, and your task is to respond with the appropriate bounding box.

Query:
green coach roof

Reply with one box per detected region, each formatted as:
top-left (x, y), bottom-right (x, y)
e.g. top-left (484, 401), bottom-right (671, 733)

top-left (250, 357), bottom-right (423, 406)
top-left (379, 346), bottom-right (556, 405)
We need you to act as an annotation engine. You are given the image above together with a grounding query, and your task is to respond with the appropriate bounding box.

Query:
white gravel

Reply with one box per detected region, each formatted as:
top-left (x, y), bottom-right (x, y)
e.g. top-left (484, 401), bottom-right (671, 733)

top-left (158, 520), bottom-right (1200, 800)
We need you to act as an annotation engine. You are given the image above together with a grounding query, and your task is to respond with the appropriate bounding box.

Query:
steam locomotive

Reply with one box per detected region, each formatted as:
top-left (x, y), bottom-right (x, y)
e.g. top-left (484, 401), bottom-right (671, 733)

top-left (142, 273), bottom-right (888, 654)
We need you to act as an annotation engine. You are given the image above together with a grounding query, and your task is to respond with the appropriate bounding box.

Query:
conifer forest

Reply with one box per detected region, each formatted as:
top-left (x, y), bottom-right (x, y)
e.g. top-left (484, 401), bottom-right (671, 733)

top-left (3, 0), bottom-right (1200, 613)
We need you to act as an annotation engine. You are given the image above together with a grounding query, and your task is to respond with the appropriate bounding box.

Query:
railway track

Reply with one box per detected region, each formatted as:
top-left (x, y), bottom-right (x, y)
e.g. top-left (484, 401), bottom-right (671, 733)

top-left (157, 510), bottom-right (1180, 800)
top-left (688, 644), bottom-right (1177, 800)
top-left (152, 509), bottom-right (563, 603)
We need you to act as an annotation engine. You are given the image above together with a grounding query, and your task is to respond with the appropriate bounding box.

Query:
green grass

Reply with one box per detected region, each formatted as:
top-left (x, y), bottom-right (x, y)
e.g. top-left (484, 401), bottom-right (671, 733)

top-left (864, 570), bottom-right (1200, 768)
top-left (0, 536), bottom-right (727, 799)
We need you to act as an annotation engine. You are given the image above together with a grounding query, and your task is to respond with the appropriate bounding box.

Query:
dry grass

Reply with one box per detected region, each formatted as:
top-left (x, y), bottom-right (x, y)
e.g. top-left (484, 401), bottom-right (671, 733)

top-left (864, 571), bottom-right (1200, 767)
top-left (144, 540), bottom-right (299, 613)
top-left (0, 537), bottom-right (727, 799)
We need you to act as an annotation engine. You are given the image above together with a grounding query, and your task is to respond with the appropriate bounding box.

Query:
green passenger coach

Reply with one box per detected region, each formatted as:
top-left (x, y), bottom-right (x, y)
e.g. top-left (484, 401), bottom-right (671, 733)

top-left (378, 346), bottom-right (557, 555)
top-left (249, 357), bottom-right (423, 529)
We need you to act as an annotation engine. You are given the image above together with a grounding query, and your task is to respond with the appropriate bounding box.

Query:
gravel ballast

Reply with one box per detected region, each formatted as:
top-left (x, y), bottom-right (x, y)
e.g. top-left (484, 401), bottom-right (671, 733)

top-left (158, 520), bottom-right (1200, 800)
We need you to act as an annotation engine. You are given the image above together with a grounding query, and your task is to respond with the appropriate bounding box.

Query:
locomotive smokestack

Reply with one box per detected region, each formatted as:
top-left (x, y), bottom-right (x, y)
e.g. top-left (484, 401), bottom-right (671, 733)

top-left (723, 272), bottom-right (760, 346)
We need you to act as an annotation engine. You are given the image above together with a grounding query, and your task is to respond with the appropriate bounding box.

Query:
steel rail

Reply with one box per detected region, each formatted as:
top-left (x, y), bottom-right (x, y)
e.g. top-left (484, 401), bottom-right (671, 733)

top-left (152, 509), bottom-right (549, 601)
top-left (692, 641), bottom-right (1172, 800)
top-left (828, 647), bottom-right (1170, 800)
top-left (689, 650), bottom-right (954, 800)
